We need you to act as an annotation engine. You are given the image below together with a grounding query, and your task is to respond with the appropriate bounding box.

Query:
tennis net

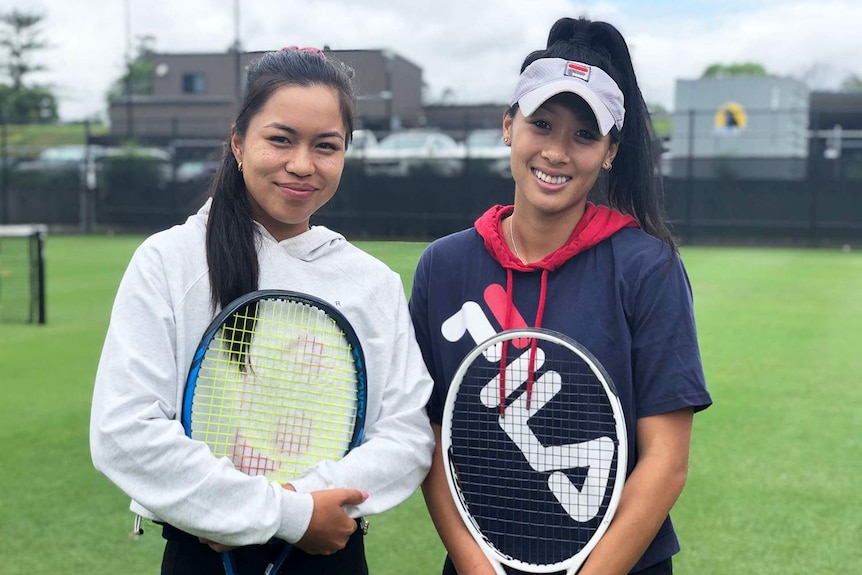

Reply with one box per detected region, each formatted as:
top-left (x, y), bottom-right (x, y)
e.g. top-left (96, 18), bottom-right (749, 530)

top-left (0, 224), bottom-right (46, 324)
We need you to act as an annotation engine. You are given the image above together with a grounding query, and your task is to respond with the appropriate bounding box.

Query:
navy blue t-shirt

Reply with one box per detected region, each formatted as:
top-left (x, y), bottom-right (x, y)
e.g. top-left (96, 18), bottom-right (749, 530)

top-left (409, 224), bottom-right (712, 573)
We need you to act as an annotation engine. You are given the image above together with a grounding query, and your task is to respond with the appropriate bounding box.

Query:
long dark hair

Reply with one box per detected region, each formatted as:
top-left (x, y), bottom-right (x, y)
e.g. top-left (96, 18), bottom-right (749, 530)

top-left (509, 17), bottom-right (676, 252)
top-left (205, 48), bottom-right (356, 311)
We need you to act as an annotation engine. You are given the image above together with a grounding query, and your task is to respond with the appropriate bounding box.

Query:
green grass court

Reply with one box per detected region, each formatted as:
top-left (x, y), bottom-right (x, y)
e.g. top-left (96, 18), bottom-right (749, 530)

top-left (1, 236), bottom-right (860, 574)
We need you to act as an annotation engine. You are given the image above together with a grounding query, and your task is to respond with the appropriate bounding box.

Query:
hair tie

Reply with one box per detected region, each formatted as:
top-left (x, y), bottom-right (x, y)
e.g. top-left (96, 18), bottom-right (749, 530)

top-left (281, 45), bottom-right (325, 56)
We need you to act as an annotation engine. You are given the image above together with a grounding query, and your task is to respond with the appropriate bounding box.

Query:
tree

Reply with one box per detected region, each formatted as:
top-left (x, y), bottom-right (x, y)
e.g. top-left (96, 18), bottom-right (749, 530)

top-left (106, 35), bottom-right (156, 102)
top-left (701, 62), bottom-right (768, 78)
top-left (0, 83), bottom-right (56, 121)
top-left (0, 9), bottom-right (47, 90)
top-left (840, 73), bottom-right (862, 92)
top-left (0, 9), bottom-right (57, 122)
top-left (647, 102), bottom-right (671, 139)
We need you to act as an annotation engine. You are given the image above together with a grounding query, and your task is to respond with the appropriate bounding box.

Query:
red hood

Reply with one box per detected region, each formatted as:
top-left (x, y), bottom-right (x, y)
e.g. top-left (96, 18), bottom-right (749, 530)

top-left (475, 202), bottom-right (639, 271)
top-left (474, 202), bottom-right (639, 413)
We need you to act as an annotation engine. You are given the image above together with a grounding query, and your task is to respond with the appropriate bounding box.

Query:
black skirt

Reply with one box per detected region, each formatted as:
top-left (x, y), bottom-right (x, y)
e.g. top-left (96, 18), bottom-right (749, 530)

top-left (160, 522), bottom-right (368, 575)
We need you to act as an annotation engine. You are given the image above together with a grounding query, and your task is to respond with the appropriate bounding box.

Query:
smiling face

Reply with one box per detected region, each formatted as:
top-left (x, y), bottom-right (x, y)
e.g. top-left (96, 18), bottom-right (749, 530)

top-left (503, 93), bottom-right (618, 222)
top-left (230, 84), bottom-right (347, 241)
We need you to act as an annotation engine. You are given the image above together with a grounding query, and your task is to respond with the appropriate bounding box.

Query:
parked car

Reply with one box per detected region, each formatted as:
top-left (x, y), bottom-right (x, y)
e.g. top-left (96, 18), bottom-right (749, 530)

top-left (100, 145), bottom-right (173, 188)
top-left (363, 130), bottom-right (464, 177)
top-left (464, 128), bottom-right (511, 178)
top-left (12, 144), bottom-right (108, 191)
top-left (14, 144), bottom-right (107, 173)
top-left (174, 159), bottom-right (221, 184)
top-left (15, 144), bottom-right (170, 175)
top-left (346, 129), bottom-right (378, 161)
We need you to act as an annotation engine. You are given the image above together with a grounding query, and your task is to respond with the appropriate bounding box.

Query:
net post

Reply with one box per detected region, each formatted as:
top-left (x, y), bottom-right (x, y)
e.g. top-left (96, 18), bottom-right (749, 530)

top-left (0, 223), bottom-right (47, 325)
top-left (35, 226), bottom-right (46, 324)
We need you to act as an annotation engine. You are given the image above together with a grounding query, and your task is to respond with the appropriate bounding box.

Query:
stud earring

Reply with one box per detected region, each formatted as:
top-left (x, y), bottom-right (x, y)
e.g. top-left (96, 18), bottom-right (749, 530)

top-left (603, 161), bottom-right (612, 171)
top-left (237, 161), bottom-right (243, 172)
top-left (503, 136), bottom-right (511, 146)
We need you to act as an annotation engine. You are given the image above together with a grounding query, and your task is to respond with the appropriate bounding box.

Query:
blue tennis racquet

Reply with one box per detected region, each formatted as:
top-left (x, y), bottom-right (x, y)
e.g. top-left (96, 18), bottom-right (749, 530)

top-left (182, 289), bottom-right (367, 575)
top-left (442, 328), bottom-right (627, 574)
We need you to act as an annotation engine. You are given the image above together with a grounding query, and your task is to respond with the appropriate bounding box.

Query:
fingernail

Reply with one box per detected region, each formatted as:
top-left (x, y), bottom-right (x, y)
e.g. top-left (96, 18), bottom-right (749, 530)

top-left (360, 490), bottom-right (369, 499)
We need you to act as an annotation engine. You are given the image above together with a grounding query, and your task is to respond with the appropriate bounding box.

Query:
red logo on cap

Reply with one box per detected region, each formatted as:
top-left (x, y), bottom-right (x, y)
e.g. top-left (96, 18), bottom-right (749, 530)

top-left (565, 61), bottom-right (591, 81)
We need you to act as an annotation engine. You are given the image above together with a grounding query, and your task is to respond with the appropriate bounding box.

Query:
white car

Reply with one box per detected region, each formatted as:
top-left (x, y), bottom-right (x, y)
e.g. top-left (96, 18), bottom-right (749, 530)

top-left (346, 129), bottom-right (379, 161)
top-left (100, 146), bottom-right (174, 187)
top-left (464, 129), bottom-right (511, 178)
top-left (363, 130), bottom-right (465, 177)
top-left (14, 144), bottom-right (107, 173)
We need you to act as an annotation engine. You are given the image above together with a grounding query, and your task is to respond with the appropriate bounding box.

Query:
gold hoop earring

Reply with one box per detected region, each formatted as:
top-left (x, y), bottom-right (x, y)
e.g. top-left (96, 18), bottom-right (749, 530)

top-left (237, 161), bottom-right (243, 172)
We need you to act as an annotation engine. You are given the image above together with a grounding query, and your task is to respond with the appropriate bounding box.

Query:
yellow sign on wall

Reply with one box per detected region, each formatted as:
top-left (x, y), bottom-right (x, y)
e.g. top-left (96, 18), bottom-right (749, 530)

top-left (714, 102), bottom-right (748, 134)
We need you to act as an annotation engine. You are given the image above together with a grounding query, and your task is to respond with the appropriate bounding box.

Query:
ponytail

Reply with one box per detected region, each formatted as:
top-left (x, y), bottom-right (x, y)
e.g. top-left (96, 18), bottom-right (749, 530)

top-left (528, 17), bottom-right (677, 253)
top-left (205, 48), bottom-right (357, 311)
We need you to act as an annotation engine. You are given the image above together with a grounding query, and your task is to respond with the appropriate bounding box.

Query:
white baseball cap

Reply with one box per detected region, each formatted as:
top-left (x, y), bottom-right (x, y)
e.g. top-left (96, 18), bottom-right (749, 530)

top-left (510, 58), bottom-right (625, 135)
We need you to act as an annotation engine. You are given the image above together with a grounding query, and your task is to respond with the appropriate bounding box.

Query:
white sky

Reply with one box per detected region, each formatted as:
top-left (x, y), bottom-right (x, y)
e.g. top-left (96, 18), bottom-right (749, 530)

top-left (7, 0), bottom-right (862, 121)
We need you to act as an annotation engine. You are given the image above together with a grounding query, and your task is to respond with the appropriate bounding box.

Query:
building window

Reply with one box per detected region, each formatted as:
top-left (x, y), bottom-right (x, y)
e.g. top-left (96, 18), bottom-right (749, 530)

top-left (182, 73), bottom-right (208, 94)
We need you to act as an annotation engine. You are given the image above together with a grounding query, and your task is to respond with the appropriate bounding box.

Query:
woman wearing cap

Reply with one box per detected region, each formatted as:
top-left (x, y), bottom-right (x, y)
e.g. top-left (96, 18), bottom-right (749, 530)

top-left (410, 16), bottom-right (711, 575)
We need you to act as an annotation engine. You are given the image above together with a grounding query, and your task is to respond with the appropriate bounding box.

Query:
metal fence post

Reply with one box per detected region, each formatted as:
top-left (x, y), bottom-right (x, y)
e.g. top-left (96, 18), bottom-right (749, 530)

top-left (0, 110), bottom-right (7, 224)
top-left (685, 109), bottom-right (695, 242)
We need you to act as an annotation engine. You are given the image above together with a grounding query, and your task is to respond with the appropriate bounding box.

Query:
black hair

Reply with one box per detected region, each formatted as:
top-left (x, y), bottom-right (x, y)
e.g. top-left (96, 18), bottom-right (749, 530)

top-left (205, 48), bottom-right (356, 311)
top-left (508, 17), bottom-right (677, 253)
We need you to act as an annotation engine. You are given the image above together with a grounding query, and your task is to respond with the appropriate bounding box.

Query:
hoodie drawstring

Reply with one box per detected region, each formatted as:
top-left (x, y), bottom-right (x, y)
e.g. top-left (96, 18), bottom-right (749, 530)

top-left (524, 269), bottom-right (549, 410)
top-left (478, 203), bottom-right (638, 416)
top-left (499, 268), bottom-right (515, 414)
top-left (498, 268), bottom-right (549, 415)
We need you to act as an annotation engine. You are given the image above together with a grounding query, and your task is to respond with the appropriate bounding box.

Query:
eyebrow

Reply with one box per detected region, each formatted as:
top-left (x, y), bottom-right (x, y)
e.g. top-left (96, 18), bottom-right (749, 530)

top-left (533, 103), bottom-right (600, 129)
top-left (264, 122), bottom-right (344, 140)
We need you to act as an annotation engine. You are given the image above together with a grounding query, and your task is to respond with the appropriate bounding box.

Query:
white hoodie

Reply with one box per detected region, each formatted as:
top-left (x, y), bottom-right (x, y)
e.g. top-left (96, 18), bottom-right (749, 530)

top-left (90, 201), bottom-right (434, 546)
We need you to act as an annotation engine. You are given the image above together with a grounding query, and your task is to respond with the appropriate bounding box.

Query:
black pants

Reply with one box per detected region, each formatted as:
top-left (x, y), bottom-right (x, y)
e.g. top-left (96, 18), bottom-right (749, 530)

top-left (160, 523), bottom-right (368, 575)
top-left (441, 555), bottom-right (672, 575)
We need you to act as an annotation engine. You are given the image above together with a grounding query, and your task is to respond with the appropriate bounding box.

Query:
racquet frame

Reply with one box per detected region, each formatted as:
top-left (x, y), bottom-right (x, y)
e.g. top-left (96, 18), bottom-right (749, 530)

top-left (181, 289), bottom-right (368, 575)
top-left (441, 327), bottom-right (627, 575)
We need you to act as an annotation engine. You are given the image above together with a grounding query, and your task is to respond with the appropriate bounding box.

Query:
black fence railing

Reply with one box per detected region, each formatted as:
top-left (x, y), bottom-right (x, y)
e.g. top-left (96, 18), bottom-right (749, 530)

top-left (3, 161), bottom-right (860, 247)
top-left (2, 126), bottom-right (861, 246)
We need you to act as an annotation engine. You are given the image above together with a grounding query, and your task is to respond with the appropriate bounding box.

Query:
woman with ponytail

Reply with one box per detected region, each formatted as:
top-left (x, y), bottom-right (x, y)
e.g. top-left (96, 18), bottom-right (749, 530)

top-left (410, 17), bottom-right (711, 575)
top-left (91, 46), bottom-right (434, 575)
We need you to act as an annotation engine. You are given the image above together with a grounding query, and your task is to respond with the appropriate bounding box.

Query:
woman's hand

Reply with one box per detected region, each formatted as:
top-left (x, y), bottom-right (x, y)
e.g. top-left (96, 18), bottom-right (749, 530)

top-left (198, 537), bottom-right (237, 553)
top-left (195, 485), bottom-right (368, 555)
top-left (295, 488), bottom-right (369, 555)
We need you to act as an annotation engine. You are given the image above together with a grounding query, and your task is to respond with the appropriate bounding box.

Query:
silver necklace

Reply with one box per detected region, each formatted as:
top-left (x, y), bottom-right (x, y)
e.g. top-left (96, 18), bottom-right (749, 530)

top-left (509, 216), bottom-right (524, 262)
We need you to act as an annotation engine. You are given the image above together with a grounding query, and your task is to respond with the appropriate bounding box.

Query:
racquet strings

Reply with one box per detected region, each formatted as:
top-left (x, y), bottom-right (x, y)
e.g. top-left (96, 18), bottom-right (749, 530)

top-left (190, 297), bottom-right (359, 484)
top-left (450, 335), bottom-right (619, 567)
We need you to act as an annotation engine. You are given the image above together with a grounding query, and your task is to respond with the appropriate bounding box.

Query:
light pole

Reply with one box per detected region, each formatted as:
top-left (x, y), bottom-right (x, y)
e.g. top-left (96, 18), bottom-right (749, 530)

top-left (124, 0), bottom-right (135, 139)
top-left (0, 100), bottom-right (8, 224)
top-left (383, 50), bottom-right (395, 132)
top-left (233, 0), bottom-right (242, 102)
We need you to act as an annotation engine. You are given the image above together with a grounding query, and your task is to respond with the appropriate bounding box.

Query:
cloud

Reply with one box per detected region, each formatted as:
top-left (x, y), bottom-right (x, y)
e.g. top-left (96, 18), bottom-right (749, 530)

top-left (7, 0), bottom-right (862, 121)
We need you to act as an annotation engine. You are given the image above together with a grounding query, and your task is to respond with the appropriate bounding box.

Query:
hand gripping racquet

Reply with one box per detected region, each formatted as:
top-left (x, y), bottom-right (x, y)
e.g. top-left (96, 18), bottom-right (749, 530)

top-left (181, 290), bottom-right (367, 575)
top-left (442, 328), bottom-right (627, 574)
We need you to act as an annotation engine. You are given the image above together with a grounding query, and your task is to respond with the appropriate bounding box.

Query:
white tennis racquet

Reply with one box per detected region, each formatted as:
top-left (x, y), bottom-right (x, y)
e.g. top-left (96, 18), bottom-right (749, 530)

top-left (442, 328), bottom-right (627, 574)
